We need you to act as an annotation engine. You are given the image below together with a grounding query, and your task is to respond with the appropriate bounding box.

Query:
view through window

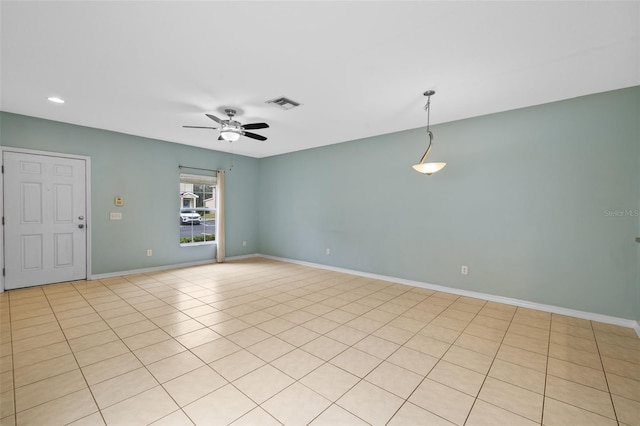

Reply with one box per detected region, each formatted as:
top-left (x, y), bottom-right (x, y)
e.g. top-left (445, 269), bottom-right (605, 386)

top-left (179, 173), bottom-right (216, 245)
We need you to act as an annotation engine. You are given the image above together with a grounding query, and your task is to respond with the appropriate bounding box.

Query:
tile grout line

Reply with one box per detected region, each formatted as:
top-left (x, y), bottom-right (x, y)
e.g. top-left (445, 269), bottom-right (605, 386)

top-left (544, 317), bottom-right (630, 423)
top-left (458, 301), bottom-right (513, 426)
top-left (9, 288), bottom-right (69, 420)
top-left (88, 276), bottom-right (206, 425)
top-left (6, 292), bottom-right (17, 425)
top-left (477, 310), bottom-right (556, 424)
top-left (43, 278), bottom-right (180, 424)
top-left (44, 281), bottom-right (108, 426)
top-left (5, 260), bottom-right (639, 426)
top-left (116, 270), bottom-right (297, 424)
top-left (382, 293), bottom-right (474, 426)
top-left (107, 273), bottom-right (236, 424)
top-left (218, 280), bottom-right (427, 424)
top-left (539, 312), bottom-right (553, 426)
top-left (19, 270), bottom-right (372, 423)
top-left (8, 283), bottom-right (104, 423)
top-left (141, 268), bottom-right (306, 425)
top-left (228, 285), bottom-right (396, 424)
top-left (590, 319), bottom-right (620, 424)
top-left (179, 264), bottom-right (636, 423)
top-left (298, 290), bottom-right (426, 425)
top-left (129, 264), bottom-right (640, 424)
top-left (268, 284), bottom-right (434, 425)
top-left (111, 270), bottom-right (327, 423)
top-left (117, 273), bottom-right (238, 426)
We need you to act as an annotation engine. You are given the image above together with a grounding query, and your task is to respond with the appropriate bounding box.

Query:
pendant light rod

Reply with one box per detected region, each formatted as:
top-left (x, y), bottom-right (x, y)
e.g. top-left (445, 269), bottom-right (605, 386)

top-left (412, 90), bottom-right (446, 175)
top-left (424, 89), bottom-right (435, 131)
top-left (417, 131), bottom-right (434, 164)
top-left (419, 90), bottom-right (435, 161)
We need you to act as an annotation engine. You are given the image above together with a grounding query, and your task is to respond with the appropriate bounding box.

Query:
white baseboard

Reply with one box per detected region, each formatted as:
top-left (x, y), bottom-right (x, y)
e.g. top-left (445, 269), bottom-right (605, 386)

top-left (89, 254), bottom-right (259, 280)
top-left (225, 254), bottom-right (261, 261)
top-left (256, 254), bottom-right (640, 338)
top-left (90, 259), bottom-right (217, 280)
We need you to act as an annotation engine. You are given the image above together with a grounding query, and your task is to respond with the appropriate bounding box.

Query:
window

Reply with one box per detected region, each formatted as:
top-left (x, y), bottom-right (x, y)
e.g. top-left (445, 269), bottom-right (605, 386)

top-left (179, 173), bottom-right (216, 245)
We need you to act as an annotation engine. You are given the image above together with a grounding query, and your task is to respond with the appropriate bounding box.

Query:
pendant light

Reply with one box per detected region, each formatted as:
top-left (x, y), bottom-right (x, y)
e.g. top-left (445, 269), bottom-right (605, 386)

top-left (412, 90), bottom-right (446, 175)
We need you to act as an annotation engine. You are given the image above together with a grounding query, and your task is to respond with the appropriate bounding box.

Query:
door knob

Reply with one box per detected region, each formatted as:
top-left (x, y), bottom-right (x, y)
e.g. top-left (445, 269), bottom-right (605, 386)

top-left (78, 224), bottom-right (85, 229)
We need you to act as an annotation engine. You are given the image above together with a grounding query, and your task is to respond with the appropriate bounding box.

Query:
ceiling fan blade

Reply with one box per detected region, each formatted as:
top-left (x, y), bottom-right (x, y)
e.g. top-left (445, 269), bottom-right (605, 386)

top-left (243, 131), bottom-right (267, 141)
top-left (183, 125), bottom-right (218, 129)
top-left (242, 122), bottom-right (269, 130)
top-left (206, 113), bottom-right (222, 124)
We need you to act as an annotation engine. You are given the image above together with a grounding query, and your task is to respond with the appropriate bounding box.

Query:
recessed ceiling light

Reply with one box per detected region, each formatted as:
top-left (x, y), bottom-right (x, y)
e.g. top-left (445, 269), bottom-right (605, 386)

top-left (47, 97), bottom-right (65, 104)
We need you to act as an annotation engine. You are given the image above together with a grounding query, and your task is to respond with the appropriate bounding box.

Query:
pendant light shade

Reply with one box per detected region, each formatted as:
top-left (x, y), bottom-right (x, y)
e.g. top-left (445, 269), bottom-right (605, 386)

top-left (413, 162), bottom-right (447, 175)
top-left (412, 90), bottom-right (446, 175)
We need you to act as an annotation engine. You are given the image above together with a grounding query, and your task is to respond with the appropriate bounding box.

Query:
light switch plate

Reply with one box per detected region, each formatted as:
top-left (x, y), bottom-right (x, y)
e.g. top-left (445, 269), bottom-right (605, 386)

top-left (109, 212), bottom-right (122, 220)
top-left (114, 197), bottom-right (124, 206)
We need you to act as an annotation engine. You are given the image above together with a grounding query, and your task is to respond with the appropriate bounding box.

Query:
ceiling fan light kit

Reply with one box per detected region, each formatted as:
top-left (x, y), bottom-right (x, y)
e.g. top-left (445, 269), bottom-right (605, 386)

top-left (413, 90), bottom-right (446, 175)
top-left (184, 108), bottom-right (269, 142)
top-left (220, 127), bottom-right (241, 141)
top-left (219, 110), bottom-right (242, 141)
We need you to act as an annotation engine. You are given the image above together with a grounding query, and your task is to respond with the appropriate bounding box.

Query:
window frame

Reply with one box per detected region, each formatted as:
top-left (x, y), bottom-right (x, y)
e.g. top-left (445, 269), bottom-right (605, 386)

top-left (179, 172), bottom-right (217, 246)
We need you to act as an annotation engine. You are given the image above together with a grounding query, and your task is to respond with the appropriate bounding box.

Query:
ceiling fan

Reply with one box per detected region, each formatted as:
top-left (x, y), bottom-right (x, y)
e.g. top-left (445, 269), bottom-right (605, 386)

top-left (183, 108), bottom-right (269, 142)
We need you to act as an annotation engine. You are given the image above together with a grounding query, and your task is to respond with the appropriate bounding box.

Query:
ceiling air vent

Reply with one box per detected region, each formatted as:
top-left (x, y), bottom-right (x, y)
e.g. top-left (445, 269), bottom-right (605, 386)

top-left (266, 96), bottom-right (301, 110)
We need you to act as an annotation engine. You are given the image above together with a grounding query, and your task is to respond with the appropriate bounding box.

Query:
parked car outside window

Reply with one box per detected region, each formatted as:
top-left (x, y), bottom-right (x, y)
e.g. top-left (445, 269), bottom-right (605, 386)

top-left (180, 208), bottom-right (202, 224)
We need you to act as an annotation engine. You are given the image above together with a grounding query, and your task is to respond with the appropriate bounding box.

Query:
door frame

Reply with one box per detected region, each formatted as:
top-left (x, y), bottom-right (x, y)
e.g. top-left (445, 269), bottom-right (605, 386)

top-left (1, 147), bottom-right (92, 292)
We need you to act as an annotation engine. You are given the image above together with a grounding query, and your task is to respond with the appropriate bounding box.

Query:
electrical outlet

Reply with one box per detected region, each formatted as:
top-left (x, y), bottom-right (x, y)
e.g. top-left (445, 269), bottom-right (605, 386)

top-left (147, 249), bottom-right (153, 257)
top-left (242, 241), bottom-right (247, 247)
top-left (326, 248), bottom-right (331, 255)
top-left (461, 265), bottom-right (468, 275)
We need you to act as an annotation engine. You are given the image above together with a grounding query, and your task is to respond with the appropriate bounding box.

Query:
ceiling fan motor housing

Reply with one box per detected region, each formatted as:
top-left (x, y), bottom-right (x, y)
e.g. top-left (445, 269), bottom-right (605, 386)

top-left (184, 109), bottom-right (269, 141)
top-left (224, 120), bottom-right (242, 132)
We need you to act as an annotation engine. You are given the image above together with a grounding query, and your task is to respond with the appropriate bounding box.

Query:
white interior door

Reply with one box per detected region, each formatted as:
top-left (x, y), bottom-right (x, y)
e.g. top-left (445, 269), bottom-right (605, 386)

top-left (3, 151), bottom-right (87, 289)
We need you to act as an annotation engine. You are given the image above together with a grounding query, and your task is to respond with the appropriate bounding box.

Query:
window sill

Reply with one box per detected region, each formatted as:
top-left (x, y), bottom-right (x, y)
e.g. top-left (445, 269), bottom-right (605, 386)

top-left (180, 241), bottom-right (217, 247)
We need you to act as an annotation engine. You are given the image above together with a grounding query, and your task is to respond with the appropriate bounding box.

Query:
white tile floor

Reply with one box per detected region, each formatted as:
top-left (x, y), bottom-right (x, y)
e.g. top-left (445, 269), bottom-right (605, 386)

top-left (0, 257), bottom-right (639, 425)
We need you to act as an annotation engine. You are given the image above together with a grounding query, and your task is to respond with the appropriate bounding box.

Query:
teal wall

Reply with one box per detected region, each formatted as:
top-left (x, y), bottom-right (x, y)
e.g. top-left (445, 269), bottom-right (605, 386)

top-left (0, 112), bottom-right (260, 275)
top-left (258, 87), bottom-right (640, 320)
top-left (1, 87), bottom-right (639, 321)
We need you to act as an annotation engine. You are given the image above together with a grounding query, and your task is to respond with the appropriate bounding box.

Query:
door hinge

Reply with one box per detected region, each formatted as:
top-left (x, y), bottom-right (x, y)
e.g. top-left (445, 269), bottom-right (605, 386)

top-left (2, 269), bottom-right (4, 277)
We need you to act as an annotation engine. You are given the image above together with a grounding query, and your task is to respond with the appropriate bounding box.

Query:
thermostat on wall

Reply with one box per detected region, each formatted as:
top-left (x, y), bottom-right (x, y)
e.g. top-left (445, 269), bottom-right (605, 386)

top-left (114, 197), bottom-right (124, 206)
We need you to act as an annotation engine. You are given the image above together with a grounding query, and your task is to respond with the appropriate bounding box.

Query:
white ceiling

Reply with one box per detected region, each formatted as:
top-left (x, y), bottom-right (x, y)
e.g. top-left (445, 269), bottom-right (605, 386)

top-left (2, 1), bottom-right (639, 158)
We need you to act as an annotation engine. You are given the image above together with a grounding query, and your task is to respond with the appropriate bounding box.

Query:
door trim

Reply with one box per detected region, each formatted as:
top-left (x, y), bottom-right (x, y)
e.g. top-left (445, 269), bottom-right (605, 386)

top-left (1, 147), bottom-right (92, 292)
